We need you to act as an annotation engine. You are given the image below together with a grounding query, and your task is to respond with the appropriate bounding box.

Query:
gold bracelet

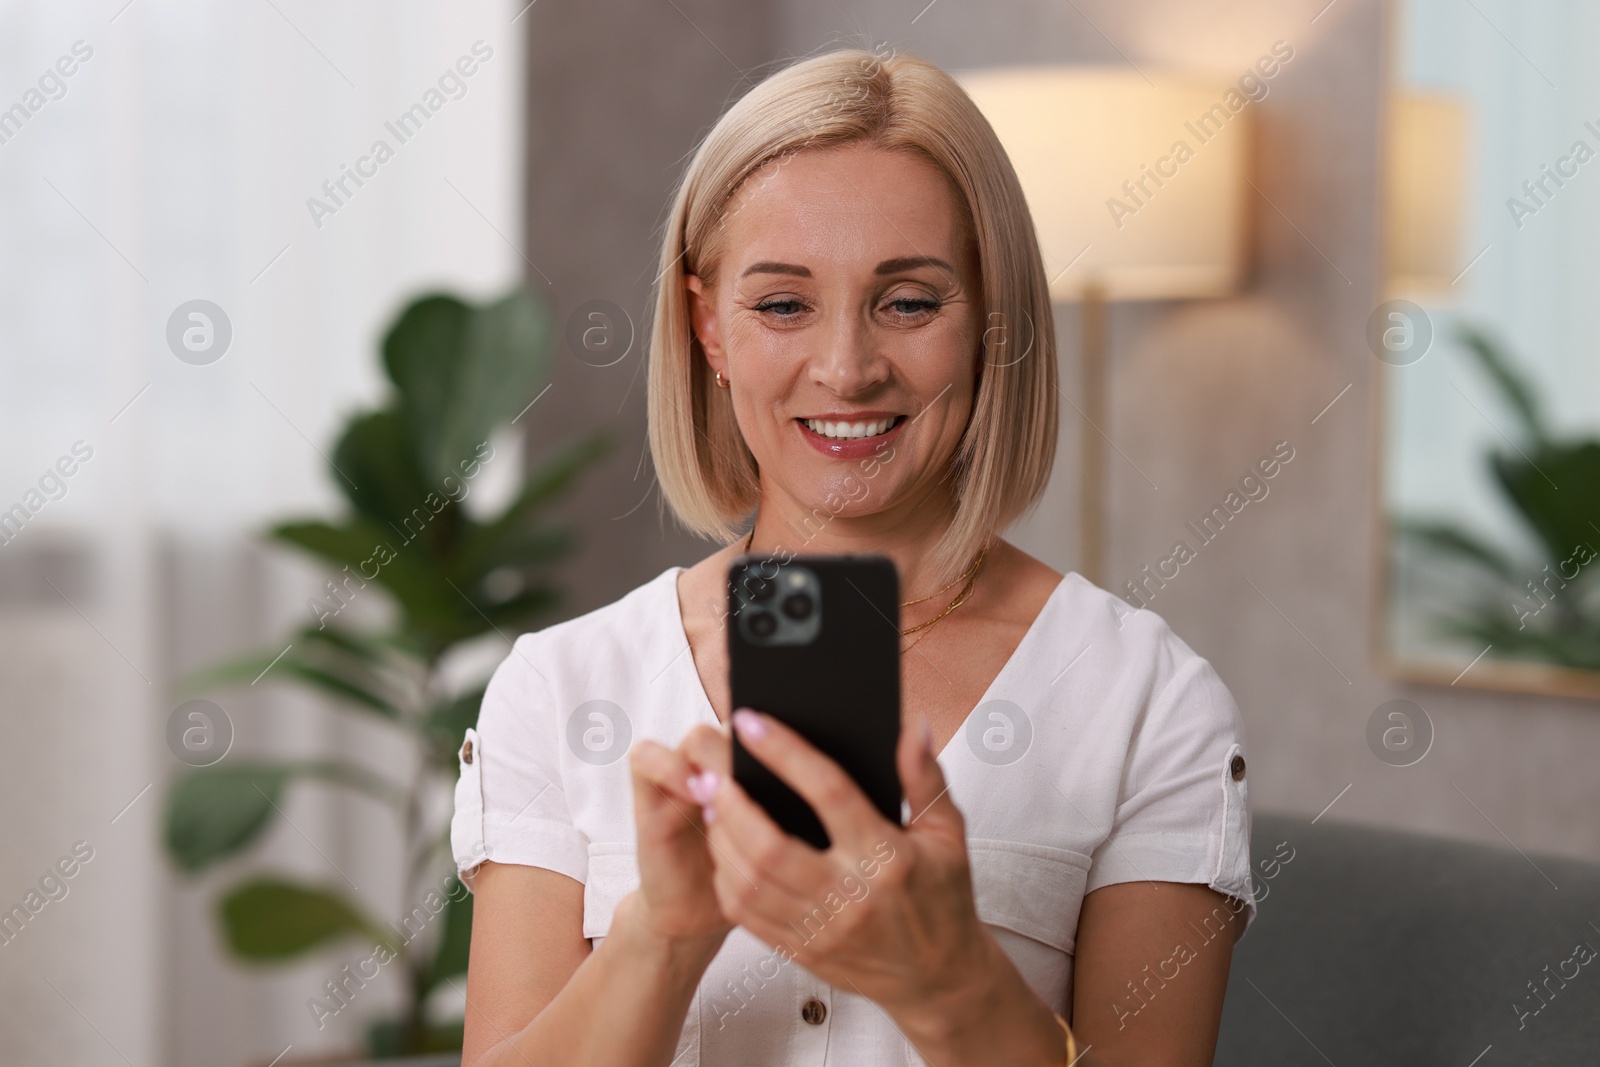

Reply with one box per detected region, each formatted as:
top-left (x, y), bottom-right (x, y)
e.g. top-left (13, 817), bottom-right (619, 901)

top-left (1053, 1013), bottom-right (1079, 1064)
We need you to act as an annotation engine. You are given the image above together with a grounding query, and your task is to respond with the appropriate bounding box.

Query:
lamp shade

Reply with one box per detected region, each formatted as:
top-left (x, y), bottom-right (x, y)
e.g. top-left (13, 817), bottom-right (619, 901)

top-left (957, 66), bottom-right (1251, 302)
top-left (1385, 91), bottom-right (1469, 296)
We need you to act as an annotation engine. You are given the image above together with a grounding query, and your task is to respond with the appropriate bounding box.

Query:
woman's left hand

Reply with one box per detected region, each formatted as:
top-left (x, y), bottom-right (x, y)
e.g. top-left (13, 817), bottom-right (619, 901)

top-left (677, 709), bottom-right (1006, 1041)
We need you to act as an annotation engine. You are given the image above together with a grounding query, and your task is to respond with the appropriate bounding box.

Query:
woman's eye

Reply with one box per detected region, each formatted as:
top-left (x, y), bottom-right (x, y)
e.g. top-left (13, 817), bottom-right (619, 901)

top-left (885, 297), bottom-right (941, 317)
top-left (754, 299), bottom-right (807, 317)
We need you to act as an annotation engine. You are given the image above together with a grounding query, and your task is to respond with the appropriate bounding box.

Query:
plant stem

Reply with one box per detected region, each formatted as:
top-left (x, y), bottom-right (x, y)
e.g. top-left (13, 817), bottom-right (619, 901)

top-left (393, 648), bottom-right (449, 1051)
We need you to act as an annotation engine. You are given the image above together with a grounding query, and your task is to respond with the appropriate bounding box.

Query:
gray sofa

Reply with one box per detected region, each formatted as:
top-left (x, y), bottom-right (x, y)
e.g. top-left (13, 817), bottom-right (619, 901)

top-left (1216, 813), bottom-right (1600, 1065)
top-left (380, 815), bottom-right (1600, 1066)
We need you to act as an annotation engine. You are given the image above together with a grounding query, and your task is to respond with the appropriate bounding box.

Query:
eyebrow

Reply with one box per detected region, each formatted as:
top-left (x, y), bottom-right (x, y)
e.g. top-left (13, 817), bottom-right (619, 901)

top-left (873, 256), bottom-right (955, 277)
top-left (740, 261), bottom-right (811, 279)
top-left (738, 255), bottom-right (956, 279)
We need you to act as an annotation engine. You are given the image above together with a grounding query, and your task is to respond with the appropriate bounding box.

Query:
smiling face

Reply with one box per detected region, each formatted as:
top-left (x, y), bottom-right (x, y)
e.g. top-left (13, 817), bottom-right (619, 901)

top-left (685, 142), bottom-right (983, 532)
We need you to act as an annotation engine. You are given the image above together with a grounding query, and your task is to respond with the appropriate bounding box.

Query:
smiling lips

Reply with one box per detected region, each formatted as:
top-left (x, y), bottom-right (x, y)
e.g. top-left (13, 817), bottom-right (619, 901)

top-left (802, 415), bottom-right (900, 439)
top-left (796, 413), bottom-right (906, 458)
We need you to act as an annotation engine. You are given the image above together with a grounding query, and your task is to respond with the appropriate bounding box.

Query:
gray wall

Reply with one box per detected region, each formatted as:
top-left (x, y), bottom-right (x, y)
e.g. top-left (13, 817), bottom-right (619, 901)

top-left (519, 0), bottom-right (781, 607)
top-left (521, 0), bottom-right (1600, 864)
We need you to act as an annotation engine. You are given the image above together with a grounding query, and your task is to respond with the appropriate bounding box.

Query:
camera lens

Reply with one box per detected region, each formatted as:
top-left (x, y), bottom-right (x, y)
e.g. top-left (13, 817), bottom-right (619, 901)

top-left (743, 574), bottom-right (776, 602)
top-left (748, 610), bottom-right (778, 638)
top-left (780, 592), bottom-right (814, 620)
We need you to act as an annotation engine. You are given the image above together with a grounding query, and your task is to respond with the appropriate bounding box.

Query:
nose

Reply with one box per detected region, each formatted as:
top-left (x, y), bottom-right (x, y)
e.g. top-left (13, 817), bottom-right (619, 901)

top-left (807, 308), bottom-right (889, 395)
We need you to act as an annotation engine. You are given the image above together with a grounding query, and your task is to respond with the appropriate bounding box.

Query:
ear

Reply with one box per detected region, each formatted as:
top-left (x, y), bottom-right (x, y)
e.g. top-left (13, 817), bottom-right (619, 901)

top-left (684, 274), bottom-right (727, 376)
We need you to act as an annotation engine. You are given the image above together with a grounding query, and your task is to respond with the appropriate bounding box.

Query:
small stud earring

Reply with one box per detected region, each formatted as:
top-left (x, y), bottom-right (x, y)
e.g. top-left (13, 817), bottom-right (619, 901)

top-left (714, 369), bottom-right (730, 389)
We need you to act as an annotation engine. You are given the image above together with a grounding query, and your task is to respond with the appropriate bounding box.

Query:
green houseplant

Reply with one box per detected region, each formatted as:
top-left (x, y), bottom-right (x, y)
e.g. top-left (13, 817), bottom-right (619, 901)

top-left (162, 288), bottom-right (607, 1057)
top-left (1397, 324), bottom-right (1600, 670)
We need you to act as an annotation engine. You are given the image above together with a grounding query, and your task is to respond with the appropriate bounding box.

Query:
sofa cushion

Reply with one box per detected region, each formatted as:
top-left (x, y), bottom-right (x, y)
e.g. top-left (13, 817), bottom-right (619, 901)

top-left (1216, 813), bottom-right (1600, 1065)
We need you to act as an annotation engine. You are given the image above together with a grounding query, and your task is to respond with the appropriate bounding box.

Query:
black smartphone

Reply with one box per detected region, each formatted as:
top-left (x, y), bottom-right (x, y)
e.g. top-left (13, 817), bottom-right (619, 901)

top-left (727, 554), bottom-right (903, 850)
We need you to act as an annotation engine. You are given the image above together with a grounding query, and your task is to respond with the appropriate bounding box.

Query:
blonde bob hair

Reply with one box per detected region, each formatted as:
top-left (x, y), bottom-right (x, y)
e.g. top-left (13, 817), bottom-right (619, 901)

top-left (646, 46), bottom-right (1058, 585)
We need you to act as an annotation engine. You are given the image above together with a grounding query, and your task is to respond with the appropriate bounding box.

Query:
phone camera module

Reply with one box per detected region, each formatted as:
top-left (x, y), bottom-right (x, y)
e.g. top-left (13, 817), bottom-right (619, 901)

top-left (733, 563), bottom-right (822, 646)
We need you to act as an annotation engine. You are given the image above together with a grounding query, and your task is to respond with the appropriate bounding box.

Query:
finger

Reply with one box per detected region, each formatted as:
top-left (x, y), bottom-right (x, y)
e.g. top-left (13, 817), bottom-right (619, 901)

top-left (706, 825), bottom-right (828, 950)
top-left (629, 740), bottom-right (710, 834)
top-left (630, 739), bottom-right (701, 805)
top-left (898, 715), bottom-right (964, 835)
top-left (730, 708), bottom-right (885, 850)
top-left (703, 770), bottom-right (834, 899)
top-left (679, 723), bottom-right (732, 779)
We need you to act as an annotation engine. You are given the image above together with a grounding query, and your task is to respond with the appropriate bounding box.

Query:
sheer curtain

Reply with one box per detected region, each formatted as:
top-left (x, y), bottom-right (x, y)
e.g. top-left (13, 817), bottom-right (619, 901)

top-left (0, 2), bottom-right (526, 1064)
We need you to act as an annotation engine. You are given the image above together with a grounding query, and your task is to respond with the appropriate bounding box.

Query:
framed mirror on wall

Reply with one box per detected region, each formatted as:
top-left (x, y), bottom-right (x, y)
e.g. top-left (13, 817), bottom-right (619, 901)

top-left (1379, 0), bottom-right (1600, 698)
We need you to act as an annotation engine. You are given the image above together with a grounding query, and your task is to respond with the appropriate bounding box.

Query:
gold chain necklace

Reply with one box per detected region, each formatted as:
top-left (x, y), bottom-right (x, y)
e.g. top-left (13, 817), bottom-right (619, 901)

top-left (739, 525), bottom-right (990, 649)
top-left (900, 546), bottom-right (986, 608)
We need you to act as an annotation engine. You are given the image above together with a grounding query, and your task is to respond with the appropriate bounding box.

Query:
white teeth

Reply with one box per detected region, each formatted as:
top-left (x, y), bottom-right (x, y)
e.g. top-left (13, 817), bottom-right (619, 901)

top-left (803, 417), bottom-right (897, 440)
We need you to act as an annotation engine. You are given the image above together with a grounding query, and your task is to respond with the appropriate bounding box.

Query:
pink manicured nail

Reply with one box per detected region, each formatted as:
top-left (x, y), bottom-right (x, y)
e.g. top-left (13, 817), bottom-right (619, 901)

top-left (701, 804), bottom-right (718, 826)
top-left (732, 708), bottom-right (767, 742)
top-left (687, 771), bottom-right (720, 804)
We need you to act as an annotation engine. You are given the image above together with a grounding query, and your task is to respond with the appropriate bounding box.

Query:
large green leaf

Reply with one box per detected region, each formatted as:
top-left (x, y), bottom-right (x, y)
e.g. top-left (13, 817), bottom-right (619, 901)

top-left (220, 877), bottom-right (386, 960)
top-left (296, 624), bottom-right (396, 669)
top-left (382, 290), bottom-right (552, 485)
top-left (329, 410), bottom-right (439, 535)
top-left (165, 764), bottom-right (292, 873)
top-left (443, 289), bottom-right (552, 478)
top-left (273, 519), bottom-right (475, 645)
top-left (450, 433), bottom-right (611, 584)
top-left (1455, 326), bottom-right (1547, 444)
top-left (271, 511), bottom-right (565, 652)
top-left (270, 518), bottom-right (393, 576)
top-left (281, 662), bottom-right (400, 717)
top-left (1490, 442), bottom-right (1600, 566)
top-left (382, 295), bottom-right (473, 483)
top-left (165, 762), bottom-right (408, 873)
top-left (1395, 519), bottom-right (1518, 582)
top-left (181, 629), bottom-right (405, 721)
top-left (1437, 611), bottom-right (1600, 672)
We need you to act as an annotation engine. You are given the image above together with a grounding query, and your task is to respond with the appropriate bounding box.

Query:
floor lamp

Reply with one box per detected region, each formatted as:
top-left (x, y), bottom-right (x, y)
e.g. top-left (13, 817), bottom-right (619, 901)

top-left (958, 67), bottom-right (1251, 584)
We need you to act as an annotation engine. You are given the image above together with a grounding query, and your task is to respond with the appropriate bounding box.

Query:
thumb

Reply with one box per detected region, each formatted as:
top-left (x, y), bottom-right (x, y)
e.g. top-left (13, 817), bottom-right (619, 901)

top-left (899, 716), bottom-right (962, 833)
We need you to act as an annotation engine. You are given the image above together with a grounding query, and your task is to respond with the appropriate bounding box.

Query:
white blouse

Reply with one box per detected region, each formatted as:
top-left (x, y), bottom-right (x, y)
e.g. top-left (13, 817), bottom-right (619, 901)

top-left (452, 565), bottom-right (1256, 1065)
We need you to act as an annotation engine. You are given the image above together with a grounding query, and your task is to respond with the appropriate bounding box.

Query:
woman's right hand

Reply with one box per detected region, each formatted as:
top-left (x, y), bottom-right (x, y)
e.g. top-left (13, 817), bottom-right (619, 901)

top-left (624, 739), bottom-right (734, 949)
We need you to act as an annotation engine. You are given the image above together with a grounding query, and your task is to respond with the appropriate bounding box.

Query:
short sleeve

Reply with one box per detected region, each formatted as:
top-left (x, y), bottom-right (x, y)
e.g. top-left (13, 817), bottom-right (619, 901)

top-left (451, 634), bottom-right (589, 889)
top-left (1084, 649), bottom-right (1257, 937)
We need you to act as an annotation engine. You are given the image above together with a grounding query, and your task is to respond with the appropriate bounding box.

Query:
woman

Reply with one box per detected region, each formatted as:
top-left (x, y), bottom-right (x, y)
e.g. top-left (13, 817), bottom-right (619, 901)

top-left (453, 47), bottom-right (1254, 1067)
